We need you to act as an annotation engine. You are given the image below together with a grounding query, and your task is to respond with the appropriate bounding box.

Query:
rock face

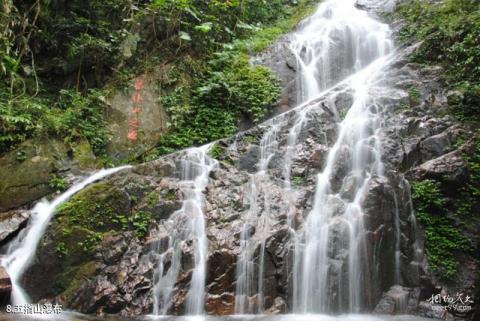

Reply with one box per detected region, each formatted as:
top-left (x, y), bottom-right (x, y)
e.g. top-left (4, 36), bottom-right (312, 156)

top-left (252, 36), bottom-right (299, 116)
top-left (105, 72), bottom-right (169, 160)
top-left (23, 43), bottom-right (434, 317)
top-left (0, 138), bottom-right (98, 212)
top-left (0, 267), bottom-right (12, 305)
top-left (0, 209), bottom-right (30, 245)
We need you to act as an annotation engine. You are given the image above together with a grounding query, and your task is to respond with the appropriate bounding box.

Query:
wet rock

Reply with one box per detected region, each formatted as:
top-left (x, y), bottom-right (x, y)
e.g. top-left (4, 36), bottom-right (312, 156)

top-left (0, 267), bottom-right (11, 304)
top-left (266, 297), bottom-right (287, 314)
top-left (374, 285), bottom-right (411, 314)
top-left (407, 148), bottom-right (469, 186)
top-left (0, 209), bottom-right (29, 244)
top-left (205, 293), bottom-right (235, 315)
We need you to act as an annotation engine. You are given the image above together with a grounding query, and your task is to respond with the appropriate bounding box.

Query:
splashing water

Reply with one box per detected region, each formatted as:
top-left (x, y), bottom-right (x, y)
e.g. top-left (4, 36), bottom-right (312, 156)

top-left (235, 0), bottom-right (395, 314)
top-left (292, 54), bottom-right (394, 313)
top-left (0, 166), bottom-right (131, 305)
top-left (153, 145), bottom-right (217, 315)
top-left (290, 0), bottom-right (392, 101)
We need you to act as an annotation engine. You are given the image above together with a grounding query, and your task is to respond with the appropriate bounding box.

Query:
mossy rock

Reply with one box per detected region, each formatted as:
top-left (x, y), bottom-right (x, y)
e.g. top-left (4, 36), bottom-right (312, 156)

top-left (0, 138), bottom-right (99, 211)
top-left (55, 182), bottom-right (130, 234)
top-left (24, 182), bottom-right (131, 301)
top-left (59, 261), bottom-right (98, 303)
top-left (0, 139), bottom-right (65, 211)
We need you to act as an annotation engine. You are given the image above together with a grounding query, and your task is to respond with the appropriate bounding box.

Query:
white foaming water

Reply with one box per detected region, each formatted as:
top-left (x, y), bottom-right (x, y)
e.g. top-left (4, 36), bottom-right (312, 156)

top-left (153, 145), bottom-right (217, 315)
top-left (235, 119), bottom-right (284, 314)
top-left (292, 55), bottom-right (392, 312)
top-left (290, 0), bottom-right (393, 101)
top-left (234, 0), bottom-right (395, 314)
top-left (0, 166), bottom-right (131, 305)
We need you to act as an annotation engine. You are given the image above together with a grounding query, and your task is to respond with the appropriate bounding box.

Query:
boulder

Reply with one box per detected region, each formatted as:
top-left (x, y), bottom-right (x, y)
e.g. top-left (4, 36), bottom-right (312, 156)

top-left (407, 148), bottom-right (469, 186)
top-left (374, 285), bottom-right (411, 314)
top-left (0, 138), bottom-right (98, 212)
top-left (0, 210), bottom-right (30, 244)
top-left (0, 267), bottom-right (12, 304)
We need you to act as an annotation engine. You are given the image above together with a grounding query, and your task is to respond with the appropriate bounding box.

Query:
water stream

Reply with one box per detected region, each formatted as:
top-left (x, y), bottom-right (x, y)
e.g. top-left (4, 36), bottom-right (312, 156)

top-left (0, 166), bottom-right (130, 305)
top-left (235, 0), bottom-right (396, 314)
top-left (152, 145), bottom-right (217, 315)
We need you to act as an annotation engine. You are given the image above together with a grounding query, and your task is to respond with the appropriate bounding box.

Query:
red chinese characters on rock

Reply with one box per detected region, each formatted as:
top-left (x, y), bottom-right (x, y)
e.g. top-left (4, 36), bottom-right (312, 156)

top-left (127, 77), bottom-right (145, 141)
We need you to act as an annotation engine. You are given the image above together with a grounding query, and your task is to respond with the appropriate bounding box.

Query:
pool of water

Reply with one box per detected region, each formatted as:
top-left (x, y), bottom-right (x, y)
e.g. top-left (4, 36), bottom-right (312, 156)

top-left (0, 313), bottom-right (440, 321)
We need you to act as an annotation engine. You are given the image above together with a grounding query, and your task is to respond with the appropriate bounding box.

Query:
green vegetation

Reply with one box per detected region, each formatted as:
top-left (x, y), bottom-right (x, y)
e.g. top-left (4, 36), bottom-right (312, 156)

top-left (397, 0), bottom-right (480, 122)
top-left (411, 138), bottom-right (480, 280)
top-left (411, 180), bottom-right (470, 279)
top-left (0, 0), bottom-right (128, 156)
top-left (292, 175), bottom-right (305, 185)
top-left (54, 183), bottom-right (130, 255)
top-left (1, 0), bottom-right (317, 161)
top-left (48, 174), bottom-right (68, 192)
top-left (208, 143), bottom-right (224, 160)
top-left (398, 0), bottom-right (480, 280)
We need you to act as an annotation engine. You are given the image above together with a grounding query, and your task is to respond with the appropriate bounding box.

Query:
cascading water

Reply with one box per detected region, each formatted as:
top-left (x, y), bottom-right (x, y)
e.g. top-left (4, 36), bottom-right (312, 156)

top-left (290, 0), bottom-right (392, 101)
top-left (0, 166), bottom-right (130, 305)
top-left (0, 0), bottom-right (422, 317)
top-left (292, 57), bottom-right (392, 313)
top-left (234, 0), bottom-right (395, 314)
top-left (152, 144), bottom-right (217, 315)
top-left (235, 119), bottom-right (284, 314)
top-left (289, 0), bottom-right (396, 313)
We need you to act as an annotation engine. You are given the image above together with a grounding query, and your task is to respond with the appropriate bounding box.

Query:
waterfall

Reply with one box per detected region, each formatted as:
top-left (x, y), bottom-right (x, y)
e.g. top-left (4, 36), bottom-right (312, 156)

top-left (152, 144), bottom-right (217, 315)
top-left (234, 0), bottom-right (395, 314)
top-left (0, 0), bottom-right (419, 316)
top-left (0, 166), bottom-right (130, 305)
top-left (288, 0), bottom-right (395, 313)
top-left (235, 119), bottom-right (284, 314)
top-left (290, 0), bottom-right (392, 101)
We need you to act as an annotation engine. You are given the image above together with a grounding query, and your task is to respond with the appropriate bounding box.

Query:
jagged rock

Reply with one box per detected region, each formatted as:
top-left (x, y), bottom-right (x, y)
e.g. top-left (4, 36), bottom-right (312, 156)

top-left (0, 267), bottom-right (12, 304)
top-left (266, 297), bottom-right (288, 314)
top-left (0, 209), bottom-right (29, 244)
top-left (205, 293), bottom-right (235, 315)
top-left (252, 37), bottom-right (299, 116)
top-left (406, 148), bottom-right (469, 186)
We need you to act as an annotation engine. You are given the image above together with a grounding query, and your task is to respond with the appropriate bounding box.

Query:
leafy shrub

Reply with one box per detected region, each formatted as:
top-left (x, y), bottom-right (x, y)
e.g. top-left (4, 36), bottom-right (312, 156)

top-left (152, 52), bottom-right (280, 157)
top-left (397, 0), bottom-right (480, 121)
top-left (411, 180), bottom-right (471, 279)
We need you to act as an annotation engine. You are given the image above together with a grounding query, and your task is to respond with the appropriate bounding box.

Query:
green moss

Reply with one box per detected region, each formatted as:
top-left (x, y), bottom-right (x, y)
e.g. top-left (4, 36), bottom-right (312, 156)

top-left (56, 183), bottom-right (128, 231)
top-left (146, 191), bottom-right (160, 208)
top-left (244, 134), bottom-right (259, 145)
top-left (59, 261), bottom-right (97, 302)
top-left (72, 140), bottom-right (98, 168)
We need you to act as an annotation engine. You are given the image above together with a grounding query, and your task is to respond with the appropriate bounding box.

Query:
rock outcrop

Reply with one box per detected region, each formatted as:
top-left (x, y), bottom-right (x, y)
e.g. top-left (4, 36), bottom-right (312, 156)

top-left (0, 209), bottom-right (30, 245)
top-left (0, 267), bottom-right (11, 305)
